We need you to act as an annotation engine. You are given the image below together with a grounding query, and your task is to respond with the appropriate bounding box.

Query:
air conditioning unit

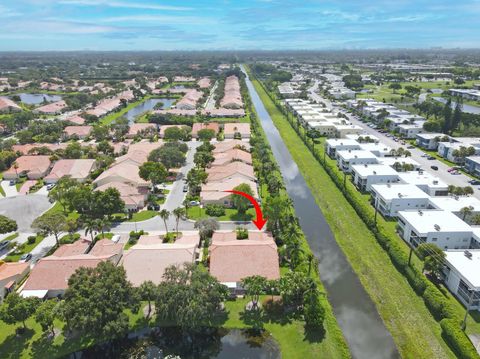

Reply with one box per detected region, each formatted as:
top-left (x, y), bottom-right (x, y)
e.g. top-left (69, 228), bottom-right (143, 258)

top-left (464, 250), bottom-right (473, 259)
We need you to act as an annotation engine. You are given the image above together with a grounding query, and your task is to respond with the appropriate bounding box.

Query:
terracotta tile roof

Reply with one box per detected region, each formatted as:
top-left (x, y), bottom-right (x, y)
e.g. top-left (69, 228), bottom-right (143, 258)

top-left (192, 122), bottom-right (220, 136)
top-left (64, 125), bottom-right (93, 138)
top-left (121, 242), bottom-right (198, 286)
top-left (4, 155), bottom-right (51, 178)
top-left (212, 140), bottom-right (250, 154)
top-left (212, 148), bottom-right (252, 166)
top-left (12, 143), bottom-right (68, 155)
top-left (0, 262), bottom-right (29, 281)
top-left (89, 239), bottom-right (123, 259)
top-left (0, 97), bottom-right (21, 112)
top-left (65, 115), bottom-right (86, 125)
top-left (44, 159), bottom-right (95, 182)
top-left (159, 125), bottom-right (190, 137)
top-left (223, 123), bottom-right (251, 137)
top-left (209, 231), bottom-right (280, 282)
top-left (207, 162), bottom-right (255, 182)
top-left (52, 240), bottom-right (90, 257)
top-left (220, 76), bottom-right (243, 109)
top-left (35, 100), bottom-right (67, 114)
top-left (197, 77), bottom-right (211, 89)
top-left (127, 123), bottom-right (157, 137)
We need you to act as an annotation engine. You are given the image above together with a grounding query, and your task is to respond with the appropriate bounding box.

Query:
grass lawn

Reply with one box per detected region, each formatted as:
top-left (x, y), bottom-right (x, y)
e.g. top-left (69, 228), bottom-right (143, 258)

top-left (186, 206), bottom-right (256, 221)
top-left (250, 73), bottom-right (457, 358)
top-left (127, 210), bottom-right (158, 222)
top-left (43, 202), bottom-right (79, 221)
top-left (4, 235), bottom-right (44, 262)
top-left (15, 177), bottom-right (27, 191)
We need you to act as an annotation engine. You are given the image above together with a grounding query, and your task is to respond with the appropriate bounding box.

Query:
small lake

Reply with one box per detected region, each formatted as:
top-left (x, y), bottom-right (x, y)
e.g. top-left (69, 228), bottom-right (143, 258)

top-left (433, 97), bottom-right (480, 115)
top-left (73, 328), bottom-right (280, 359)
top-left (124, 98), bottom-right (176, 124)
top-left (15, 93), bottom-right (62, 105)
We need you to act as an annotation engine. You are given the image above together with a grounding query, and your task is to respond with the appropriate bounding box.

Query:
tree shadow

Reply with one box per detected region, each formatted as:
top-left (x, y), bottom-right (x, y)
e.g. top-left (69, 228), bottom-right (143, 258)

top-left (0, 328), bottom-right (35, 359)
top-left (239, 308), bottom-right (264, 330)
top-left (261, 297), bottom-right (295, 326)
top-left (303, 324), bottom-right (326, 344)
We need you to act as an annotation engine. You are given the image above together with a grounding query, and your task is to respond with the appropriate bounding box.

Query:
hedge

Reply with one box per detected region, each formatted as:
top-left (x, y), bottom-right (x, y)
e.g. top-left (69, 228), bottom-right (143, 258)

top-left (252, 73), bottom-right (480, 358)
top-left (441, 319), bottom-right (479, 359)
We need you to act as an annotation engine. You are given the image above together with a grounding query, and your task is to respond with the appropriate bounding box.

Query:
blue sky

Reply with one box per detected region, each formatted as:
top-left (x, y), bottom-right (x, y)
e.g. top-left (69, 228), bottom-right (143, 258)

top-left (0, 0), bottom-right (479, 51)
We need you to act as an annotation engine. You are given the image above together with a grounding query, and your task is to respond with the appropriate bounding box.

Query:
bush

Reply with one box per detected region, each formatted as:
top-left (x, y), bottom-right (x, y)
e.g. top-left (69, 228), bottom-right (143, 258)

top-left (205, 204), bottom-right (225, 217)
top-left (404, 266), bottom-right (427, 295)
top-left (236, 227), bottom-right (249, 240)
top-left (440, 319), bottom-right (480, 359)
top-left (128, 230), bottom-right (146, 245)
top-left (423, 285), bottom-right (455, 321)
top-left (27, 236), bottom-right (37, 245)
top-left (0, 215), bottom-right (17, 234)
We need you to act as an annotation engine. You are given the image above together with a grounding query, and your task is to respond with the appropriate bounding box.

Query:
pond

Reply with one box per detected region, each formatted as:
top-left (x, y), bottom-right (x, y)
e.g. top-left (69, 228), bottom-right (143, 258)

top-left (124, 98), bottom-right (176, 124)
top-left (433, 97), bottom-right (480, 115)
top-left (15, 93), bottom-right (62, 105)
top-left (73, 328), bottom-right (280, 359)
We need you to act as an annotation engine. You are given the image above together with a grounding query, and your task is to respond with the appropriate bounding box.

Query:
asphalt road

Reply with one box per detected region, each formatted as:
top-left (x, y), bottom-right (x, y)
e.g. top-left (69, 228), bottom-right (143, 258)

top-left (0, 194), bottom-right (52, 232)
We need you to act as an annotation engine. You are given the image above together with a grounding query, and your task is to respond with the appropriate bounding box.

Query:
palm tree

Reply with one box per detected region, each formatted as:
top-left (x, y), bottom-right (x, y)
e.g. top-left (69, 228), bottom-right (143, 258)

top-left (13, 162), bottom-right (19, 180)
top-left (172, 207), bottom-right (185, 238)
top-left (286, 241), bottom-right (304, 270)
top-left (159, 209), bottom-right (170, 234)
top-left (83, 217), bottom-right (98, 243)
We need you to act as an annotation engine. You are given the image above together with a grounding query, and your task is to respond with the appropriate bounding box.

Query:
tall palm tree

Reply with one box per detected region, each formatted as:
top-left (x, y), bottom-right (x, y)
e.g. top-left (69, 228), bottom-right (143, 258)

top-left (172, 207), bottom-right (185, 238)
top-left (83, 217), bottom-right (98, 243)
top-left (286, 241), bottom-right (304, 270)
top-left (159, 209), bottom-right (170, 234)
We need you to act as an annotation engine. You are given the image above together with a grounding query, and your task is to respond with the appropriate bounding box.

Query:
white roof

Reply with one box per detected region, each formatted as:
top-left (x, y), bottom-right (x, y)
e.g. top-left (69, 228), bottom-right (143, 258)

top-left (372, 183), bottom-right (431, 200)
top-left (416, 133), bottom-right (444, 139)
top-left (398, 171), bottom-right (448, 189)
top-left (352, 164), bottom-right (399, 177)
top-left (20, 290), bottom-right (48, 298)
top-left (345, 134), bottom-right (380, 142)
top-left (337, 150), bottom-right (378, 161)
top-left (378, 157), bottom-right (420, 167)
top-left (398, 210), bottom-right (472, 234)
top-left (429, 196), bottom-right (480, 212)
top-left (466, 156), bottom-right (480, 165)
top-left (326, 139), bottom-right (359, 147)
top-left (358, 143), bottom-right (392, 154)
top-left (445, 250), bottom-right (480, 288)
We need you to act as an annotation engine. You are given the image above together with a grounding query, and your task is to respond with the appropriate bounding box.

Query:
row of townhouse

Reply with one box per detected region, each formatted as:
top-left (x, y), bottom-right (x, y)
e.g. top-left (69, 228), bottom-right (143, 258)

top-left (284, 98), bottom-right (363, 138)
top-left (14, 229), bottom-right (280, 302)
top-left (319, 73), bottom-right (356, 99)
top-left (329, 137), bottom-right (480, 309)
top-left (346, 98), bottom-right (426, 138)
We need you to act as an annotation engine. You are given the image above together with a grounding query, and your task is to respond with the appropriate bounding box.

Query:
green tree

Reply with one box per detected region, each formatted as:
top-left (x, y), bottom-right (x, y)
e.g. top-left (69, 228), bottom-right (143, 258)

top-left (241, 275), bottom-right (267, 310)
top-left (388, 83), bottom-right (402, 93)
top-left (0, 214), bottom-right (18, 234)
top-left (62, 261), bottom-right (137, 338)
top-left (231, 183), bottom-right (253, 214)
top-left (417, 243), bottom-right (446, 279)
top-left (32, 212), bottom-right (67, 247)
top-left (149, 145), bottom-right (186, 171)
top-left (48, 176), bottom-right (79, 213)
top-left (194, 218), bottom-right (219, 241)
top-left (159, 209), bottom-right (170, 234)
top-left (197, 128), bottom-right (216, 141)
top-left (0, 292), bottom-right (38, 330)
top-left (172, 207), bottom-right (185, 237)
top-left (303, 291), bottom-right (325, 330)
top-left (278, 271), bottom-right (316, 308)
top-left (35, 298), bottom-right (60, 337)
top-left (460, 206), bottom-right (474, 221)
top-left (139, 281), bottom-right (157, 320)
top-left (138, 161), bottom-right (167, 188)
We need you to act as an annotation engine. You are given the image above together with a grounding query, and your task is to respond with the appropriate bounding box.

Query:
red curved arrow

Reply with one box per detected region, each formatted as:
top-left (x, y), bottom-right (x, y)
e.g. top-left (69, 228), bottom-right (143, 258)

top-left (224, 190), bottom-right (267, 230)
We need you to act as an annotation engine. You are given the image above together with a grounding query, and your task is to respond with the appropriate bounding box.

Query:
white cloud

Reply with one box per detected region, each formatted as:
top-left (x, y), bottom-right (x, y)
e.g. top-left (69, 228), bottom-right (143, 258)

top-left (58, 0), bottom-right (193, 11)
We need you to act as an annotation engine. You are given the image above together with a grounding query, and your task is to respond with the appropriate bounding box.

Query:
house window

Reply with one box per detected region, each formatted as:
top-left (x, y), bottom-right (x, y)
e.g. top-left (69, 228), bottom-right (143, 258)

top-left (432, 238), bottom-right (437, 242)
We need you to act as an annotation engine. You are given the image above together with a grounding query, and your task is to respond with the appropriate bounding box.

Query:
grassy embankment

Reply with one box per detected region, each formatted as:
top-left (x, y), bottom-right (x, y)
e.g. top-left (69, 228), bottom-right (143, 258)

top-left (249, 72), bottom-right (458, 358)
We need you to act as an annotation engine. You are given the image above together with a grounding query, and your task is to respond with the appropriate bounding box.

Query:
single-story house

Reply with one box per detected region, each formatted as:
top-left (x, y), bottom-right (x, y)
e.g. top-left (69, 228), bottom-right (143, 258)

top-left (192, 122), bottom-right (220, 138)
top-left (223, 123), bottom-right (250, 139)
top-left (209, 231), bottom-right (280, 292)
top-left (121, 233), bottom-right (200, 286)
top-left (126, 123), bottom-right (157, 139)
top-left (0, 262), bottom-right (30, 302)
top-left (0, 97), bottom-right (21, 113)
top-left (207, 162), bottom-right (256, 182)
top-left (44, 159), bottom-right (96, 184)
top-left (200, 177), bottom-right (258, 207)
top-left (63, 125), bottom-right (93, 139)
top-left (65, 115), bottom-right (86, 125)
top-left (213, 139), bottom-right (250, 154)
top-left (95, 181), bottom-right (148, 210)
top-left (211, 148), bottom-right (252, 166)
top-left (3, 155), bottom-right (52, 180)
top-left (34, 100), bottom-right (67, 115)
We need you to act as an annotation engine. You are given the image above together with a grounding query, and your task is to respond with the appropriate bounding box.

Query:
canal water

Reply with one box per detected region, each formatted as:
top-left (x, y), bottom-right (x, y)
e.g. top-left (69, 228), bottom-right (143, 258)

top-left (124, 98), bottom-right (176, 123)
top-left (16, 93), bottom-right (62, 104)
top-left (242, 66), bottom-right (399, 359)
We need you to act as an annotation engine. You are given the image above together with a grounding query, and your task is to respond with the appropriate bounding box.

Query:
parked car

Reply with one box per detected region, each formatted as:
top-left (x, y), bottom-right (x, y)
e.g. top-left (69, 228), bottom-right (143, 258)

top-left (427, 156), bottom-right (436, 160)
top-left (19, 253), bottom-right (32, 263)
top-left (447, 168), bottom-right (455, 172)
top-left (431, 165), bottom-right (439, 170)
top-left (9, 180), bottom-right (15, 186)
top-left (147, 204), bottom-right (160, 211)
top-left (46, 184), bottom-right (55, 190)
top-left (111, 235), bottom-right (121, 243)
top-left (0, 241), bottom-right (9, 250)
top-left (183, 185), bottom-right (188, 193)
top-left (189, 200), bottom-right (200, 206)
top-left (469, 179), bottom-right (480, 185)
top-left (407, 145), bottom-right (415, 149)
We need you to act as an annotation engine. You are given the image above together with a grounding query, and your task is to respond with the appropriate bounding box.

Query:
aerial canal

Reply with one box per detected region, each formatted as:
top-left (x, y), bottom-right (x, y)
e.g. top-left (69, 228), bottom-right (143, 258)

top-left (242, 66), bottom-right (399, 359)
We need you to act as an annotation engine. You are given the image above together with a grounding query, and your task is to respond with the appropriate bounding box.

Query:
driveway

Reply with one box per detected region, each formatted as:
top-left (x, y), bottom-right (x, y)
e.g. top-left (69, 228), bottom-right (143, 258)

top-left (0, 194), bottom-right (53, 232)
top-left (1, 181), bottom-right (18, 197)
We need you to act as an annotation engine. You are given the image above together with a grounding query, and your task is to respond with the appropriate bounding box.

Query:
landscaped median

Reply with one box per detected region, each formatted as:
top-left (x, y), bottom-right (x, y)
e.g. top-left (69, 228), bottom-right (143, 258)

top-left (247, 66), bottom-right (479, 359)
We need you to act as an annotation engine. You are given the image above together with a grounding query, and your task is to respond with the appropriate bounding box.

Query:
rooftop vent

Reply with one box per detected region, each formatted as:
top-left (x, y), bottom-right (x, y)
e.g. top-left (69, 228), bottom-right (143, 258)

top-left (434, 224), bottom-right (441, 231)
top-left (373, 171), bottom-right (377, 175)
top-left (433, 180), bottom-right (438, 185)
top-left (418, 210), bottom-right (423, 215)
top-left (398, 193), bottom-right (403, 198)
top-left (464, 250), bottom-right (473, 259)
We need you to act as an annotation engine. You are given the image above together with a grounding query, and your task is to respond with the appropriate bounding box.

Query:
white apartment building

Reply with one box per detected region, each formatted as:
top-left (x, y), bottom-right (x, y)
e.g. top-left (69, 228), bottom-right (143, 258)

top-left (428, 196), bottom-right (480, 224)
top-left (371, 184), bottom-right (431, 217)
top-left (326, 139), bottom-right (361, 158)
top-left (352, 164), bottom-right (400, 192)
top-left (397, 171), bottom-right (449, 196)
top-left (336, 150), bottom-right (379, 172)
top-left (397, 210), bottom-right (473, 250)
top-left (443, 250), bottom-right (480, 310)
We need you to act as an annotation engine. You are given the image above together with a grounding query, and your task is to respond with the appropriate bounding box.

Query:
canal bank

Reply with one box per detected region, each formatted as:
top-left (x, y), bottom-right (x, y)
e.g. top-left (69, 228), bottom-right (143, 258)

top-left (241, 67), bottom-right (399, 359)
top-left (243, 66), bottom-right (459, 358)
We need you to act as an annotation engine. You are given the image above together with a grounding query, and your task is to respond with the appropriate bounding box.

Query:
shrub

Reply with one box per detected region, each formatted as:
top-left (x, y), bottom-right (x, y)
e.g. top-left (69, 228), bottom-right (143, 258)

top-left (404, 266), bottom-right (427, 295)
top-left (440, 319), bottom-right (479, 359)
top-left (236, 227), bottom-right (249, 240)
top-left (27, 236), bottom-right (37, 245)
top-left (205, 204), bottom-right (225, 217)
top-left (0, 215), bottom-right (17, 234)
top-left (423, 285), bottom-right (453, 321)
